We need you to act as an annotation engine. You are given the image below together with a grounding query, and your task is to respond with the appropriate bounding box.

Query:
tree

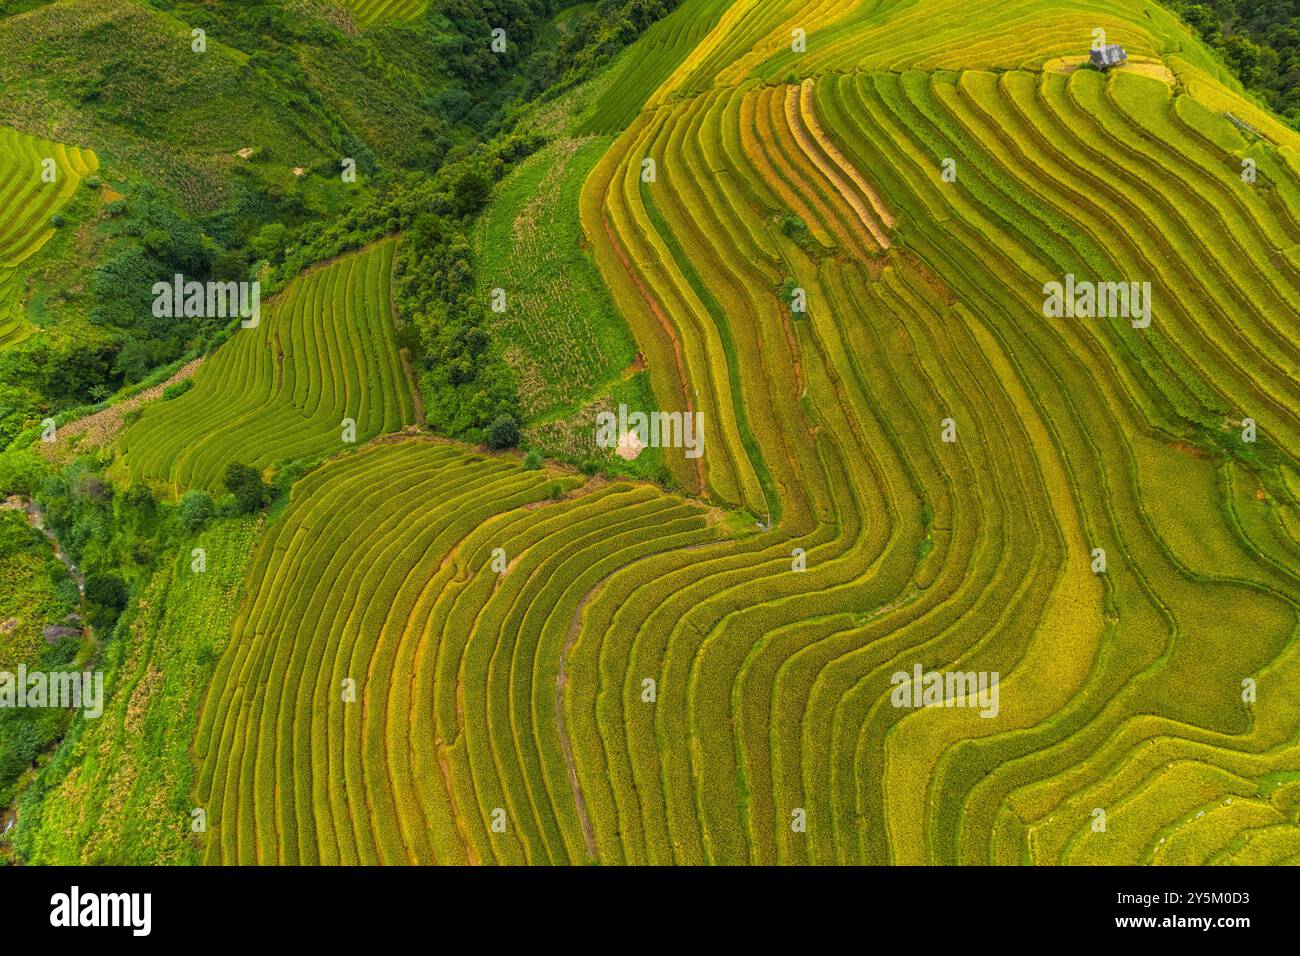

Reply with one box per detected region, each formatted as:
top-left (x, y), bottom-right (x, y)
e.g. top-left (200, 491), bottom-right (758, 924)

top-left (1224, 33), bottom-right (1263, 84)
top-left (179, 489), bottom-right (215, 533)
top-left (249, 222), bottom-right (288, 264)
top-left (113, 340), bottom-right (152, 384)
top-left (450, 166), bottom-right (492, 217)
top-left (486, 414), bottom-right (520, 449)
top-left (85, 571), bottom-right (128, 628)
top-left (122, 482), bottom-right (156, 531)
top-left (123, 482), bottom-right (155, 512)
top-left (222, 462), bottom-right (269, 514)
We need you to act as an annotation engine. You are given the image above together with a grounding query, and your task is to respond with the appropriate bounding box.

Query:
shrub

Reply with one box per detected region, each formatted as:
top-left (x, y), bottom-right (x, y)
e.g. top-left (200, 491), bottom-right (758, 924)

top-left (778, 211), bottom-right (812, 248)
top-left (84, 571), bottom-right (128, 627)
top-left (85, 572), bottom-right (127, 609)
top-left (162, 379), bottom-right (194, 401)
top-left (485, 414), bottom-right (520, 450)
top-left (213, 493), bottom-right (241, 519)
top-left (222, 462), bottom-right (269, 514)
top-left (0, 449), bottom-right (48, 497)
top-left (178, 489), bottom-right (214, 533)
top-left (523, 449), bottom-right (542, 470)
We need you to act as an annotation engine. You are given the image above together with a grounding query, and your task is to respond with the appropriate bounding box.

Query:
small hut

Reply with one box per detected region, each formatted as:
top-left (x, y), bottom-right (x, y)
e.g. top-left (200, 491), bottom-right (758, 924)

top-left (1090, 45), bottom-right (1127, 70)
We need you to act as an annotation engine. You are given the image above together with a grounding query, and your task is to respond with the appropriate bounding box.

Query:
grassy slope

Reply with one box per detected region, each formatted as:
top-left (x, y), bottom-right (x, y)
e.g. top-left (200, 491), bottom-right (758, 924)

top-left (0, 0), bottom-right (447, 216)
top-left (0, 0), bottom-right (324, 212)
top-left (0, 510), bottom-right (70, 669)
top-left (471, 131), bottom-right (669, 482)
top-left (19, 517), bottom-right (259, 864)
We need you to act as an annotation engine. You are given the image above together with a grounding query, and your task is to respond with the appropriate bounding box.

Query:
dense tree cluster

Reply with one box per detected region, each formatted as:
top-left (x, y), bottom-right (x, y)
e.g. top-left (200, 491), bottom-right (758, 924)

top-left (222, 462), bottom-right (271, 515)
top-left (1170, 0), bottom-right (1300, 125)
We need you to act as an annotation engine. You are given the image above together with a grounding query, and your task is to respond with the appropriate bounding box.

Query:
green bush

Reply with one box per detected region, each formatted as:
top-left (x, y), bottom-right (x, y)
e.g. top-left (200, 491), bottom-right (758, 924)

top-left (178, 489), bottom-right (214, 533)
top-left (84, 571), bottom-right (128, 628)
top-left (486, 414), bottom-right (520, 450)
top-left (222, 462), bottom-right (269, 514)
top-left (162, 379), bottom-right (193, 401)
top-left (213, 493), bottom-right (241, 519)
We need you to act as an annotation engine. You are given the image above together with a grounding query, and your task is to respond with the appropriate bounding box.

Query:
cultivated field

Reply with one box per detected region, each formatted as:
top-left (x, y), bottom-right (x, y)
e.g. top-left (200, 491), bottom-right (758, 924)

top-left (116, 240), bottom-right (416, 496)
top-left (339, 0), bottom-right (428, 29)
top-left (565, 0), bottom-right (1300, 863)
top-left (193, 439), bottom-right (723, 863)
top-left (55, 0), bottom-right (1295, 865)
top-left (0, 126), bottom-right (97, 350)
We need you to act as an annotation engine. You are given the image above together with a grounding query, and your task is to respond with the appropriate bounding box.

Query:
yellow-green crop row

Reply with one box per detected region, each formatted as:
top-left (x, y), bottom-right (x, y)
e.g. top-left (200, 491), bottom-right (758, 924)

top-left (117, 239), bottom-right (415, 496)
top-left (0, 126), bottom-right (97, 349)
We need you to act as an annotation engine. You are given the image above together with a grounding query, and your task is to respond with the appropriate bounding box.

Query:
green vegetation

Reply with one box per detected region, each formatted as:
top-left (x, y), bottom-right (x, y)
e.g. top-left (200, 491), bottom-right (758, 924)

top-left (473, 135), bottom-right (635, 419)
top-left (16, 517), bottom-right (259, 864)
top-left (116, 241), bottom-right (416, 496)
top-left (1167, 0), bottom-right (1300, 126)
top-left (5, 0), bottom-right (1298, 870)
top-left (0, 508), bottom-right (81, 810)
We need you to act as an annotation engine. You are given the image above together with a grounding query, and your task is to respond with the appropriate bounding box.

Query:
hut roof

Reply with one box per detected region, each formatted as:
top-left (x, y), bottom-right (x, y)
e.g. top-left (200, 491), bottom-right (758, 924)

top-left (1091, 45), bottom-right (1127, 68)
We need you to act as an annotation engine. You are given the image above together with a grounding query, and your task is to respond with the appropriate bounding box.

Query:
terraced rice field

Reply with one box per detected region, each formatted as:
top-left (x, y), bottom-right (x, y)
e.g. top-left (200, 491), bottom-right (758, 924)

top-left (0, 126), bottom-right (97, 349)
top-left (193, 439), bottom-right (723, 863)
top-left (188, 0), bottom-right (1300, 865)
top-left (338, 0), bottom-right (427, 29)
top-left (117, 240), bottom-right (416, 496)
top-left (579, 0), bottom-right (733, 135)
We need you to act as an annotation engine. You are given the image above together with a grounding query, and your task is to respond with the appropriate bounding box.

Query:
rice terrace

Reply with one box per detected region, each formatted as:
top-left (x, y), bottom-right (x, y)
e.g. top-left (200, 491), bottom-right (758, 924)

top-left (0, 0), bottom-right (1298, 884)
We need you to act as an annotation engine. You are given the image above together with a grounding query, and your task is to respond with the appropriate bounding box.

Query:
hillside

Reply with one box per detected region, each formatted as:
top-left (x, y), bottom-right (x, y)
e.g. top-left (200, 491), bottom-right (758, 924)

top-left (3, 0), bottom-right (1298, 869)
top-left (560, 0), bottom-right (1300, 864)
top-left (115, 240), bottom-right (416, 495)
top-left (0, 128), bottom-right (97, 350)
